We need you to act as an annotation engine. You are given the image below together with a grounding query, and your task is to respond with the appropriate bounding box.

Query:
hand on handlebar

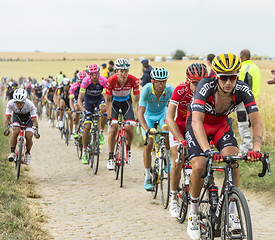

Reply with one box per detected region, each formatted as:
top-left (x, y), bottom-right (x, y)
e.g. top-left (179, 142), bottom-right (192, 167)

top-left (106, 117), bottom-right (112, 124)
top-left (33, 125), bottom-right (40, 139)
top-left (246, 150), bottom-right (261, 162)
top-left (205, 149), bottom-right (223, 163)
top-left (146, 128), bottom-right (157, 135)
top-left (83, 110), bottom-right (93, 116)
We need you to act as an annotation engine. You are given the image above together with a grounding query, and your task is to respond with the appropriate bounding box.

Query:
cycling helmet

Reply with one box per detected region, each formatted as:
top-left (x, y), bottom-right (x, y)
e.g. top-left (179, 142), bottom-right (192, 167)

top-left (212, 53), bottom-right (241, 73)
top-left (115, 58), bottom-right (130, 70)
top-left (150, 67), bottom-right (169, 81)
top-left (13, 88), bottom-right (27, 102)
top-left (62, 77), bottom-right (70, 86)
top-left (51, 82), bottom-right (57, 88)
top-left (76, 71), bottom-right (87, 81)
top-left (8, 81), bottom-right (13, 87)
top-left (186, 63), bottom-right (208, 81)
top-left (87, 64), bottom-right (100, 74)
top-left (12, 81), bottom-right (18, 88)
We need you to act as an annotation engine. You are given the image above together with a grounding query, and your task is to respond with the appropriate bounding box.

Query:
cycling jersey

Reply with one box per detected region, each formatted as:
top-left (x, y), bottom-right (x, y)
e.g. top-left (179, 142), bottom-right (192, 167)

top-left (33, 87), bottom-right (43, 99)
top-left (5, 86), bottom-right (14, 100)
top-left (69, 82), bottom-right (81, 101)
top-left (106, 74), bottom-right (139, 102)
top-left (57, 86), bottom-right (70, 107)
top-left (46, 87), bottom-right (56, 102)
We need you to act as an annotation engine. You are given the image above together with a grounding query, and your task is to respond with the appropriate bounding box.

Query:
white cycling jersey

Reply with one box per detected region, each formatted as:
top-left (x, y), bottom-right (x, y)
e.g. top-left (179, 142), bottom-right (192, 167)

top-left (6, 99), bottom-right (36, 118)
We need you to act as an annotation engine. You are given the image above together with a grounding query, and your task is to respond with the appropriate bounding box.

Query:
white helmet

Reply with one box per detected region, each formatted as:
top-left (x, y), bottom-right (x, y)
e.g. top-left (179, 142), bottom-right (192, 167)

top-left (13, 89), bottom-right (27, 102)
top-left (51, 81), bottom-right (57, 88)
top-left (115, 58), bottom-right (130, 70)
top-left (62, 77), bottom-right (70, 86)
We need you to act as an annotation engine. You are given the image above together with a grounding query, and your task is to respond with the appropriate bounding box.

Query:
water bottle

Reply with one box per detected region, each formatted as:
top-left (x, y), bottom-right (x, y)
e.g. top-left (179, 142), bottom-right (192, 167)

top-left (184, 165), bottom-right (192, 185)
top-left (208, 184), bottom-right (219, 211)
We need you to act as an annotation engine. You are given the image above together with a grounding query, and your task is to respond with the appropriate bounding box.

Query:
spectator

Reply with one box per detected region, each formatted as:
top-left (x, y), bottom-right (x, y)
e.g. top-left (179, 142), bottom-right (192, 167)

top-left (101, 63), bottom-right (109, 79)
top-left (206, 53), bottom-right (216, 77)
top-left (267, 69), bottom-right (275, 84)
top-left (236, 49), bottom-right (261, 154)
top-left (72, 70), bottom-right (79, 83)
top-left (108, 66), bottom-right (115, 77)
top-left (140, 59), bottom-right (153, 87)
top-left (57, 71), bottom-right (64, 86)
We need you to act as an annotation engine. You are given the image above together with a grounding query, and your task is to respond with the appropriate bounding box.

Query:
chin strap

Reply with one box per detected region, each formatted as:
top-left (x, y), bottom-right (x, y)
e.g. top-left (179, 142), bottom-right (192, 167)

top-left (217, 80), bottom-right (227, 94)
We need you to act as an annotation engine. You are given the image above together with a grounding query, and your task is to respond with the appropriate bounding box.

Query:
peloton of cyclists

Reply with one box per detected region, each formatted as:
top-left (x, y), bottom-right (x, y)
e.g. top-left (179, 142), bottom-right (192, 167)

top-left (137, 67), bottom-right (174, 191)
top-left (4, 89), bottom-right (40, 165)
top-left (106, 58), bottom-right (140, 170)
top-left (166, 63), bottom-right (208, 218)
top-left (5, 81), bottom-right (18, 102)
top-left (77, 64), bottom-right (108, 164)
top-left (184, 53), bottom-right (263, 240)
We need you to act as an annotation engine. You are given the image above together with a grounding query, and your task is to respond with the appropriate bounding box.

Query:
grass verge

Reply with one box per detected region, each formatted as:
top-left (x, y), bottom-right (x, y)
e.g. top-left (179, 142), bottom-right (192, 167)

top-left (0, 99), bottom-right (49, 240)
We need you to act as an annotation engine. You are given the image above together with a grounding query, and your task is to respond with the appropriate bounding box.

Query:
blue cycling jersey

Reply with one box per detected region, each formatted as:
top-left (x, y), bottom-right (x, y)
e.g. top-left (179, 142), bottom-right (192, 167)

top-left (139, 83), bottom-right (174, 115)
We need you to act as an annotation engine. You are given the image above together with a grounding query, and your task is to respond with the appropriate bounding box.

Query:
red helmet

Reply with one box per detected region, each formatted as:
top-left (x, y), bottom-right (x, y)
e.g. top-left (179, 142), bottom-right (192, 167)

top-left (186, 63), bottom-right (208, 82)
top-left (76, 71), bottom-right (87, 82)
top-left (87, 64), bottom-right (100, 74)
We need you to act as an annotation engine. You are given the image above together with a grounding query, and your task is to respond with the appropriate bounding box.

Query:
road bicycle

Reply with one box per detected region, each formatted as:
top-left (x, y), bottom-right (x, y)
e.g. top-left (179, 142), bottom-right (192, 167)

top-left (145, 121), bottom-right (170, 209)
top-left (60, 107), bottom-right (70, 146)
top-left (87, 108), bottom-right (101, 175)
top-left (199, 152), bottom-right (271, 240)
top-left (4, 122), bottom-right (40, 180)
top-left (74, 111), bottom-right (84, 160)
top-left (113, 109), bottom-right (130, 187)
top-left (36, 98), bottom-right (43, 120)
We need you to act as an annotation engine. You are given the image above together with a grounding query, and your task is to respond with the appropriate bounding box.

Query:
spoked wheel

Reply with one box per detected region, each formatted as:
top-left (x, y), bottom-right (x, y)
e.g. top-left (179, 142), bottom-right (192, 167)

top-left (160, 148), bottom-right (170, 209)
top-left (199, 187), bottom-right (214, 240)
top-left (221, 187), bottom-right (252, 240)
top-left (77, 135), bottom-right (83, 159)
top-left (37, 101), bottom-right (42, 120)
top-left (120, 137), bottom-right (126, 188)
top-left (65, 115), bottom-right (69, 146)
top-left (177, 184), bottom-right (189, 223)
top-left (16, 138), bottom-right (24, 180)
top-left (88, 133), bottom-right (94, 168)
top-left (52, 107), bottom-right (55, 128)
top-left (114, 140), bottom-right (120, 180)
top-left (151, 164), bottom-right (159, 199)
top-left (92, 131), bottom-right (100, 175)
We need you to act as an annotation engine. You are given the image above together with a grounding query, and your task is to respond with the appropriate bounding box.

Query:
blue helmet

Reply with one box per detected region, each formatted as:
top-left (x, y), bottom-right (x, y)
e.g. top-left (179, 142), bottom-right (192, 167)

top-left (150, 67), bottom-right (169, 81)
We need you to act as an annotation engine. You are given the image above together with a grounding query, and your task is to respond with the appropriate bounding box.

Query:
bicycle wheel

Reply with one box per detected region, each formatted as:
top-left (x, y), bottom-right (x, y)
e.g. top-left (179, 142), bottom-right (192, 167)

top-left (199, 187), bottom-right (214, 240)
top-left (16, 137), bottom-right (24, 180)
top-left (65, 115), bottom-right (69, 146)
top-left (114, 140), bottom-right (120, 180)
top-left (221, 187), bottom-right (252, 240)
top-left (92, 130), bottom-right (100, 175)
top-left (151, 161), bottom-right (159, 199)
top-left (160, 148), bottom-right (170, 209)
top-left (38, 101), bottom-right (42, 119)
top-left (177, 184), bottom-right (189, 223)
top-left (77, 135), bottom-right (83, 159)
top-left (120, 137), bottom-right (126, 188)
top-left (52, 106), bottom-right (55, 128)
top-left (88, 133), bottom-right (94, 168)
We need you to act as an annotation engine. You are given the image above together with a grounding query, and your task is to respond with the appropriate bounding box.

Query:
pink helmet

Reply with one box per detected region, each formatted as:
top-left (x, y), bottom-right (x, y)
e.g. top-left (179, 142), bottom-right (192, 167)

top-left (76, 71), bottom-right (87, 82)
top-left (88, 64), bottom-right (100, 74)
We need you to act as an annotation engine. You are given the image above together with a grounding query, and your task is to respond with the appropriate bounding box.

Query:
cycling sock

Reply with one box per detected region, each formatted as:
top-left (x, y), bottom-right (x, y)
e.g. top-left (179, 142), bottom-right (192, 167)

top-left (83, 147), bottom-right (87, 153)
top-left (109, 152), bottom-right (114, 159)
top-left (190, 195), bottom-right (200, 215)
top-left (26, 149), bottom-right (30, 155)
top-left (145, 168), bottom-right (151, 180)
top-left (100, 128), bottom-right (104, 135)
top-left (170, 190), bottom-right (177, 201)
top-left (11, 147), bottom-right (15, 153)
top-left (127, 145), bottom-right (131, 151)
top-left (229, 201), bottom-right (237, 214)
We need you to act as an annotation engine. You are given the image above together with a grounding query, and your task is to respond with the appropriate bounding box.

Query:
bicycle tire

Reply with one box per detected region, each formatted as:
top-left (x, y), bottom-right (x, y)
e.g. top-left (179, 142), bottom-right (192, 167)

top-left (77, 135), bottom-right (83, 159)
top-left (160, 148), bottom-right (170, 209)
top-left (38, 101), bottom-right (42, 119)
top-left (151, 161), bottom-right (159, 199)
top-left (52, 106), bottom-right (55, 128)
top-left (16, 137), bottom-right (24, 180)
top-left (221, 187), bottom-right (252, 240)
top-left (114, 140), bottom-right (120, 180)
top-left (177, 184), bottom-right (188, 223)
top-left (120, 137), bottom-right (125, 187)
top-left (92, 130), bottom-right (100, 175)
top-left (65, 114), bottom-right (69, 146)
top-left (88, 133), bottom-right (93, 168)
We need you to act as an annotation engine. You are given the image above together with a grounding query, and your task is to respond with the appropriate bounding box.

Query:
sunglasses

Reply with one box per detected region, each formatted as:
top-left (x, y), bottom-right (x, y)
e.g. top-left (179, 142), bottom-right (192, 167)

top-left (89, 72), bottom-right (99, 76)
top-left (152, 80), bottom-right (166, 84)
top-left (14, 101), bottom-right (24, 104)
top-left (217, 74), bottom-right (239, 82)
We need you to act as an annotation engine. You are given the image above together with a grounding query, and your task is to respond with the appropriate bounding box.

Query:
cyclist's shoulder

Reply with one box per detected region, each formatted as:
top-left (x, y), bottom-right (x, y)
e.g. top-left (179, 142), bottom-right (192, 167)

top-left (141, 82), bottom-right (152, 93)
top-left (127, 74), bottom-right (138, 83)
top-left (165, 83), bottom-right (175, 92)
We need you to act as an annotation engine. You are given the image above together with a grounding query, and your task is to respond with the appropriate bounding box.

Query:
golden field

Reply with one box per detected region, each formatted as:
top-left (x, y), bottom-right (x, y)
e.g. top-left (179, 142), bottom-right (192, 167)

top-left (0, 52), bottom-right (274, 145)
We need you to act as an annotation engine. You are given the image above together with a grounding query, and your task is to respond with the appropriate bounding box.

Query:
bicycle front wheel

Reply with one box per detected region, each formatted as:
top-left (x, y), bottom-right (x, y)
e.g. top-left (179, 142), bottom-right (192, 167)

top-left (160, 148), bottom-right (170, 209)
top-left (114, 140), bottom-right (120, 180)
top-left (16, 137), bottom-right (24, 180)
top-left (77, 135), bottom-right (83, 159)
top-left (221, 187), bottom-right (252, 240)
top-left (151, 163), bottom-right (159, 199)
top-left (52, 106), bottom-right (55, 128)
top-left (92, 130), bottom-right (100, 175)
top-left (120, 137), bottom-right (126, 188)
top-left (65, 115), bottom-right (69, 146)
top-left (177, 184), bottom-right (189, 223)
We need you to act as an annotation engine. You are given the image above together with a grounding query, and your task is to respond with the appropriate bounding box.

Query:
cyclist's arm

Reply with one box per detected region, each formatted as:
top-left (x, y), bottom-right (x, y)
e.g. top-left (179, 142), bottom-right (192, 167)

top-left (133, 94), bottom-right (140, 119)
top-left (57, 95), bottom-right (61, 108)
top-left (31, 117), bottom-right (38, 127)
top-left (192, 111), bottom-right (210, 152)
top-left (137, 106), bottom-right (149, 132)
top-left (69, 97), bottom-right (74, 110)
top-left (166, 102), bottom-right (185, 142)
top-left (77, 91), bottom-right (86, 112)
top-left (248, 111), bottom-right (263, 151)
top-left (4, 115), bottom-right (11, 129)
top-left (106, 95), bottom-right (112, 118)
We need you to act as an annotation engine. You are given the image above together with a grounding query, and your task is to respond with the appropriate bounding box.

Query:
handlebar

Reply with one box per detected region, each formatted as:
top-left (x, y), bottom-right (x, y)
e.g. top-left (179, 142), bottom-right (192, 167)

top-left (200, 152), bottom-right (271, 179)
top-left (3, 122), bottom-right (11, 136)
top-left (176, 143), bottom-right (188, 163)
top-left (144, 130), bottom-right (169, 146)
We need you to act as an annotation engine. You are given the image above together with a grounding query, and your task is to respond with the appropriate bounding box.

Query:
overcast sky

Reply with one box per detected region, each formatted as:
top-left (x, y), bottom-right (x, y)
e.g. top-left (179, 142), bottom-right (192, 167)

top-left (1, 0), bottom-right (274, 57)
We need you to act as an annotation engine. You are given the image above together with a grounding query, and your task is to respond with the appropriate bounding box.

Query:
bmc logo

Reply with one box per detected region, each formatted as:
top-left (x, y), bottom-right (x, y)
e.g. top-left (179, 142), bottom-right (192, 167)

top-left (199, 82), bottom-right (215, 96)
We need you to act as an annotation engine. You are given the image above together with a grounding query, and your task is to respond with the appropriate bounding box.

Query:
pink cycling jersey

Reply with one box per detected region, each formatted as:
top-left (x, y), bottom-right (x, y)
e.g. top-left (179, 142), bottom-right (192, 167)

top-left (80, 75), bottom-right (107, 90)
top-left (69, 82), bottom-right (80, 98)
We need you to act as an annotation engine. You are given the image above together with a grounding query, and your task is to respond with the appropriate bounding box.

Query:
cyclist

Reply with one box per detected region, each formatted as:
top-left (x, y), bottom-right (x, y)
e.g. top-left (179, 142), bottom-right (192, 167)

top-left (56, 77), bottom-right (73, 139)
top-left (25, 79), bottom-right (33, 99)
top-left (32, 83), bottom-right (43, 112)
top-left (4, 89), bottom-right (39, 165)
top-left (106, 58), bottom-right (140, 170)
top-left (166, 63), bottom-right (208, 218)
top-left (69, 71), bottom-right (87, 138)
top-left (137, 67), bottom-right (174, 191)
top-left (45, 81), bottom-right (57, 125)
top-left (5, 81), bottom-right (18, 102)
top-left (77, 64), bottom-right (107, 164)
top-left (185, 53), bottom-right (263, 240)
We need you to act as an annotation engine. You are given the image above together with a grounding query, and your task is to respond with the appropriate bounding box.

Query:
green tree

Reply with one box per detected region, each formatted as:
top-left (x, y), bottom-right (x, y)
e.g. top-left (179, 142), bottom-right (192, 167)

top-left (173, 49), bottom-right (186, 60)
